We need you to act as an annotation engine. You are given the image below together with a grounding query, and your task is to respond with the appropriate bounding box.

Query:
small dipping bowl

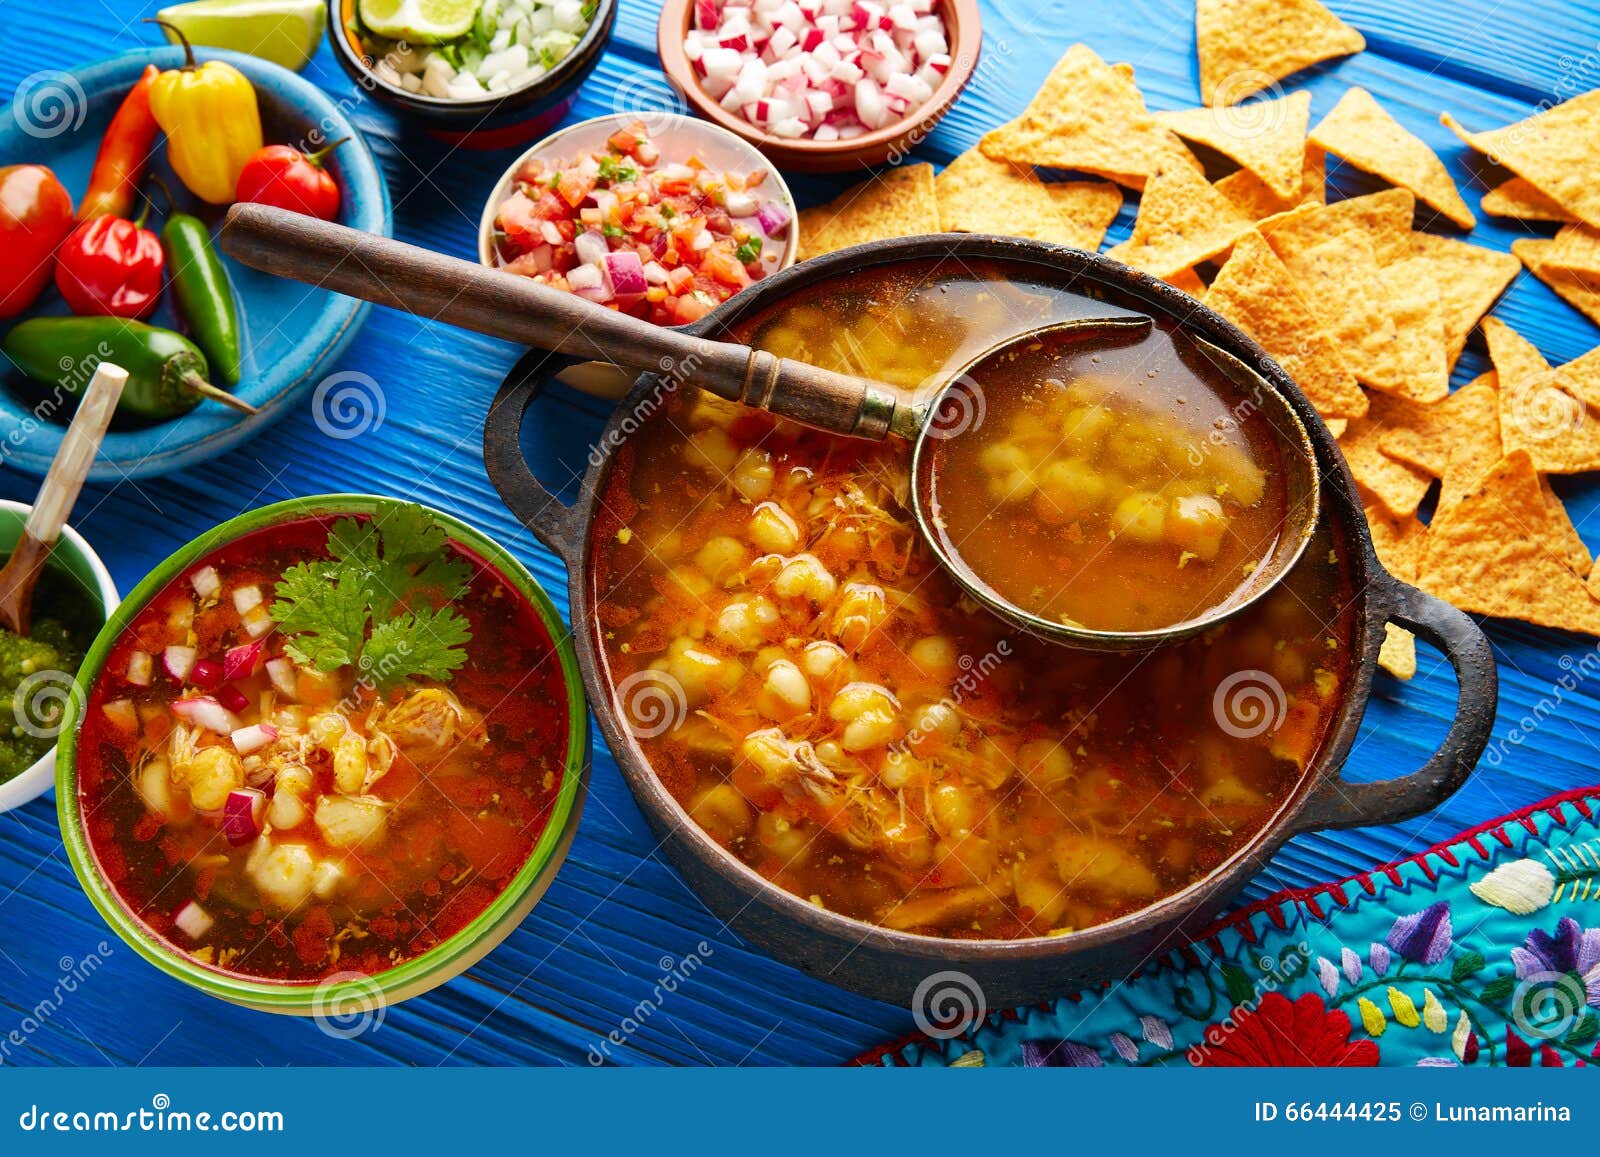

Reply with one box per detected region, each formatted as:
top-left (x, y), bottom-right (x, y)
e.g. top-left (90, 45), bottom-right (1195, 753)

top-left (0, 501), bottom-right (118, 814)
top-left (908, 321), bottom-right (1321, 650)
top-left (326, 0), bottom-right (617, 150)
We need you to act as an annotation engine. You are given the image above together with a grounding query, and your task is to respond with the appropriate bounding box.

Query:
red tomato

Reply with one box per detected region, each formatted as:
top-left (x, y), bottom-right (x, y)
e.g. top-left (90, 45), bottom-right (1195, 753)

top-left (54, 215), bottom-right (165, 319)
top-left (235, 140), bottom-right (344, 221)
top-left (0, 164), bottom-right (75, 318)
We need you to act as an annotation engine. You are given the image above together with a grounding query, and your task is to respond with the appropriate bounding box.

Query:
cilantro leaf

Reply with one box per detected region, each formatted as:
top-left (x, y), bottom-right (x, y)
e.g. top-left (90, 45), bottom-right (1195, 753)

top-left (271, 563), bottom-right (369, 671)
top-left (269, 503), bottom-right (476, 686)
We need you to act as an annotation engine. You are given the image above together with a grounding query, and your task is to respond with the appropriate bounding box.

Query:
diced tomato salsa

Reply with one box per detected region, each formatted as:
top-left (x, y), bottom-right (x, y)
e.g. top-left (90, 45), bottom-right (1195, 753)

top-left (491, 121), bottom-right (792, 326)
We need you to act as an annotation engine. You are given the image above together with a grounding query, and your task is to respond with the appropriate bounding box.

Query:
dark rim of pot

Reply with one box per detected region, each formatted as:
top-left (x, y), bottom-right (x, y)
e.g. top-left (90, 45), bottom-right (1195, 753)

top-left (574, 235), bottom-right (1389, 965)
top-left (325, 0), bottom-right (617, 120)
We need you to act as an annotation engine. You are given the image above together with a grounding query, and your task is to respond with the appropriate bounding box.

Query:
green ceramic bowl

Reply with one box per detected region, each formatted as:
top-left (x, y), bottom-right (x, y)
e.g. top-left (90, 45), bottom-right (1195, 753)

top-left (56, 494), bottom-right (589, 1015)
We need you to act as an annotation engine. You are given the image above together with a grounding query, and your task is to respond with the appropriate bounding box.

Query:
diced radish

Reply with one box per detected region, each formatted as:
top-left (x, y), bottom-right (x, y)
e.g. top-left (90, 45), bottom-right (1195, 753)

top-left (190, 659), bottom-right (223, 692)
top-left (241, 605), bottom-right (273, 638)
top-left (265, 657), bottom-right (298, 698)
top-left (174, 900), bottom-right (214, 939)
top-left (224, 640), bottom-right (264, 681)
top-left (101, 699), bottom-right (138, 732)
top-left (230, 723), bottom-right (279, 756)
top-left (231, 585), bottom-right (263, 614)
top-left (221, 787), bottom-right (268, 845)
top-left (170, 697), bottom-right (239, 734)
top-left (216, 684), bottom-right (250, 714)
top-left (126, 650), bottom-right (153, 687)
top-left (162, 645), bottom-right (197, 682)
top-left (190, 566), bottom-right (220, 599)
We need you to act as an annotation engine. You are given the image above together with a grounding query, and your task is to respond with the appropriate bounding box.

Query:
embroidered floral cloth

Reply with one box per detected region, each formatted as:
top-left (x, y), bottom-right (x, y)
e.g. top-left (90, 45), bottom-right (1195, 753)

top-left (856, 788), bottom-right (1600, 1068)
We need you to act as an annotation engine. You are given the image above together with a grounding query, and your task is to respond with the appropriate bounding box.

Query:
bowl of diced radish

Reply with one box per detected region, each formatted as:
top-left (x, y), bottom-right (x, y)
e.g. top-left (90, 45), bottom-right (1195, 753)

top-left (326, 0), bottom-right (619, 149)
top-left (658, 0), bottom-right (981, 172)
top-left (0, 501), bottom-right (119, 815)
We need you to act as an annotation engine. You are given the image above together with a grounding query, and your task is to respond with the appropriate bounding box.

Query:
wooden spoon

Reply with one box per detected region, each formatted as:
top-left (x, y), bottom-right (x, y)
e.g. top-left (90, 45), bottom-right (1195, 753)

top-left (0, 362), bottom-right (127, 637)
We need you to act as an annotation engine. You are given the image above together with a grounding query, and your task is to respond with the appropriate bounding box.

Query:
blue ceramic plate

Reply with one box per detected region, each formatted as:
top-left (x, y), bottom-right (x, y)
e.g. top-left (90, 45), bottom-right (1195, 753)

top-left (0, 47), bottom-right (389, 480)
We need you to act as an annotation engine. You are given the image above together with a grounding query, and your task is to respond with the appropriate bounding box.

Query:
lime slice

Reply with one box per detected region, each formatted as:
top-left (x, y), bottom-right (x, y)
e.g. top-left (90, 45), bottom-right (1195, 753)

top-left (156, 0), bottom-right (327, 73)
top-left (358, 0), bottom-right (479, 44)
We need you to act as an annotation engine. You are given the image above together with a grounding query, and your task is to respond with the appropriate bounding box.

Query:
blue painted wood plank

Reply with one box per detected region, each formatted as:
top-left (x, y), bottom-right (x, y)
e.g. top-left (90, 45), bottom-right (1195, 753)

top-left (2, 0), bottom-right (1599, 1068)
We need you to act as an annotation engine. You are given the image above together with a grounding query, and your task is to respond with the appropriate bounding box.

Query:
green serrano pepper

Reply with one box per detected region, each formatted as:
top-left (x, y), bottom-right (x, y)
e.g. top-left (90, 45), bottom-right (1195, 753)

top-left (162, 210), bottom-right (242, 385)
top-left (2, 317), bottom-right (256, 422)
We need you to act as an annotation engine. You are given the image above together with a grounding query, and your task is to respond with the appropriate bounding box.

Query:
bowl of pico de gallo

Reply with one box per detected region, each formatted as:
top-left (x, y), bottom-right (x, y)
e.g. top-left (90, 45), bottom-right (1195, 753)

top-left (478, 113), bottom-right (799, 338)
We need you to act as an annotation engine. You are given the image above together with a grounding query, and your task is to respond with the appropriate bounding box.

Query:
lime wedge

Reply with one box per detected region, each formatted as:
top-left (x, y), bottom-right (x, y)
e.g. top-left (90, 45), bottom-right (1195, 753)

top-left (156, 0), bottom-right (327, 73)
top-left (358, 0), bottom-right (479, 44)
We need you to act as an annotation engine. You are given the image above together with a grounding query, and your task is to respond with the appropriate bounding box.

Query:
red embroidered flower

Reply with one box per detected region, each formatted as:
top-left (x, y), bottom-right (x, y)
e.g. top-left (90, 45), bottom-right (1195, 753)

top-left (1190, 992), bottom-right (1380, 1067)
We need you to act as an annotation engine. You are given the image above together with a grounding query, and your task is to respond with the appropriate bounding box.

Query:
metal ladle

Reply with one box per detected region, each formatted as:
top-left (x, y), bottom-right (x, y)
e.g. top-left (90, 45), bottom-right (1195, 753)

top-left (220, 203), bottom-right (1319, 649)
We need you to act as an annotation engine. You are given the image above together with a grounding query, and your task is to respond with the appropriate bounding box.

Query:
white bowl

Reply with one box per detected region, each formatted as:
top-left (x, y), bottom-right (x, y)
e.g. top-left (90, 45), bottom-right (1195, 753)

top-left (0, 500), bottom-right (118, 814)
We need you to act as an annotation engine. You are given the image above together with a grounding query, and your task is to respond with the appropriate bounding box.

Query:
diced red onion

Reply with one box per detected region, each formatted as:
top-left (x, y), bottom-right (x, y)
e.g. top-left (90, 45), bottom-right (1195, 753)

top-left (757, 200), bottom-right (792, 237)
top-left (173, 900), bottom-right (214, 939)
top-left (126, 650), bottom-right (153, 687)
top-left (223, 641), bottom-right (264, 681)
top-left (604, 250), bottom-right (648, 297)
top-left (230, 723), bottom-right (279, 756)
top-left (575, 229), bottom-right (610, 266)
top-left (567, 263), bottom-right (605, 292)
top-left (161, 645), bottom-right (197, 682)
top-left (170, 697), bottom-right (239, 734)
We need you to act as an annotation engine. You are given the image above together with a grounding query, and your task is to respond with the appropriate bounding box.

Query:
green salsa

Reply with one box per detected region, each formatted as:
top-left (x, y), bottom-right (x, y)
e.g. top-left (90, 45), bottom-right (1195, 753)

top-left (0, 566), bottom-right (98, 784)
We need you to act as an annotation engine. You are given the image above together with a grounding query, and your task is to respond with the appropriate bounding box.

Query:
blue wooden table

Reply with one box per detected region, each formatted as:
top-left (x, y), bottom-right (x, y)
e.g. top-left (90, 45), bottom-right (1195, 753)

top-left (2, 0), bottom-right (1598, 1067)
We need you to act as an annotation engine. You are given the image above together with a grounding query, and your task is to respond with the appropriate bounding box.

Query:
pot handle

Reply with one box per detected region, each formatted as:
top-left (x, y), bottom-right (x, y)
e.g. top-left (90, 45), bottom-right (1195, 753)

top-left (1292, 579), bottom-right (1497, 833)
top-left (483, 347), bottom-right (590, 570)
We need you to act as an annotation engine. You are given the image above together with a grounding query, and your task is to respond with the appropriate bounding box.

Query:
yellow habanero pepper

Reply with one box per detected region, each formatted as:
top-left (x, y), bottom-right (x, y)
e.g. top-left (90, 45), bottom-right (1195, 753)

top-left (146, 20), bottom-right (263, 204)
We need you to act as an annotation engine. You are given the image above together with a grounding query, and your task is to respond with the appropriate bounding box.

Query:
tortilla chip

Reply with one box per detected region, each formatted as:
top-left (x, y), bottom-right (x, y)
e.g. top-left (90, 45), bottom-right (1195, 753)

top-left (1044, 181), bottom-right (1125, 250)
top-left (1418, 450), bottom-right (1600, 635)
top-left (1216, 145), bottom-right (1327, 220)
top-left (797, 164), bottom-right (940, 258)
top-left (1258, 211), bottom-right (1401, 389)
top-left (1262, 187), bottom-right (1415, 264)
top-left (1482, 315), bottom-right (1552, 384)
top-left (1403, 234), bottom-right (1521, 365)
top-left (1378, 624), bottom-right (1418, 680)
top-left (1377, 372), bottom-right (1495, 476)
top-left (1373, 258), bottom-right (1450, 402)
top-left (1443, 92), bottom-right (1600, 229)
top-left (1481, 177), bottom-right (1577, 224)
top-left (1204, 230), bottom-right (1367, 419)
top-left (1156, 91), bottom-right (1312, 200)
top-left (935, 149), bottom-right (1068, 242)
top-left (1338, 409), bottom-right (1433, 519)
top-left (1324, 417), bottom-right (1347, 439)
top-left (979, 45), bottom-right (1198, 190)
top-left (1500, 347), bottom-right (1600, 474)
top-left (1433, 379), bottom-right (1503, 515)
top-left (1542, 224), bottom-right (1600, 278)
top-left (1512, 238), bottom-right (1600, 329)
top-left (1309, 88), bottom-right (1475, 229)
top-left (1364, 505), bottom-right (1428, 582)
top-left (1164, 267), bottom-right (1208, 296)
top-left (1105, 164), bottom-right (1253, 278)
top-left (1196, 0), bottom-right (1365, 107)
top-left (1542, 478), bottom-right (1594, 576)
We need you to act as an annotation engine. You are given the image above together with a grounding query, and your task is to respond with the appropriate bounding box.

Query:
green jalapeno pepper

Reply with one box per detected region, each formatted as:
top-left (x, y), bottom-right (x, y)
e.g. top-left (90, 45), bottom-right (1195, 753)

top-left (162, 210), bottom-right (242, 384)
top-left (1, 316), bottom-right (255, 422)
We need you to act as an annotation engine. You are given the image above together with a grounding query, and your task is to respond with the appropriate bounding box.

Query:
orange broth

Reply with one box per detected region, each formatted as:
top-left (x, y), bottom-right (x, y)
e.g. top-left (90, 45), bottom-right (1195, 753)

top-left (590, 262), bottom-right (1354, 939)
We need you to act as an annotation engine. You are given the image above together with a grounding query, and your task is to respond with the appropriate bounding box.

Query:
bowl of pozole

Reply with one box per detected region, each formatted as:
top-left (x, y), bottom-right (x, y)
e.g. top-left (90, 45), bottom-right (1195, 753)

top-left (57, 495), bottom-right (588, 1013)
top-left (485, 236), bottom-right (1496, 1008)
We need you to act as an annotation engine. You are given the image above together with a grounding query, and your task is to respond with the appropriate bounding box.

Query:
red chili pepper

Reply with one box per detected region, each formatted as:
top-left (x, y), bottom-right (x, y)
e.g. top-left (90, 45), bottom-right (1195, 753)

top-left (54, 199), bottom-right (165, 319)
top-left (0, 164), bottom-right (75, 318)
top-left (234, 138), bottom-right (347, 222)
top-left (79, 65), bottom-right (161, 221)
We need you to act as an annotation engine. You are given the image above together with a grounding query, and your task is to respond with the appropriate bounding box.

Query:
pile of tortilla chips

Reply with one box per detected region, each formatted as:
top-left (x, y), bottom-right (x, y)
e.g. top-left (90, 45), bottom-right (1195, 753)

top-left (792, 8), bottom-right (1600, 676)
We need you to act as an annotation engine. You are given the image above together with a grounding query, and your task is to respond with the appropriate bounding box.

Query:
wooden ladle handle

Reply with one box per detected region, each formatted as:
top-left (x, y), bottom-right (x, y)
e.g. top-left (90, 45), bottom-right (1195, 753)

top-left (219, 203), bottom-right (906, 439)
